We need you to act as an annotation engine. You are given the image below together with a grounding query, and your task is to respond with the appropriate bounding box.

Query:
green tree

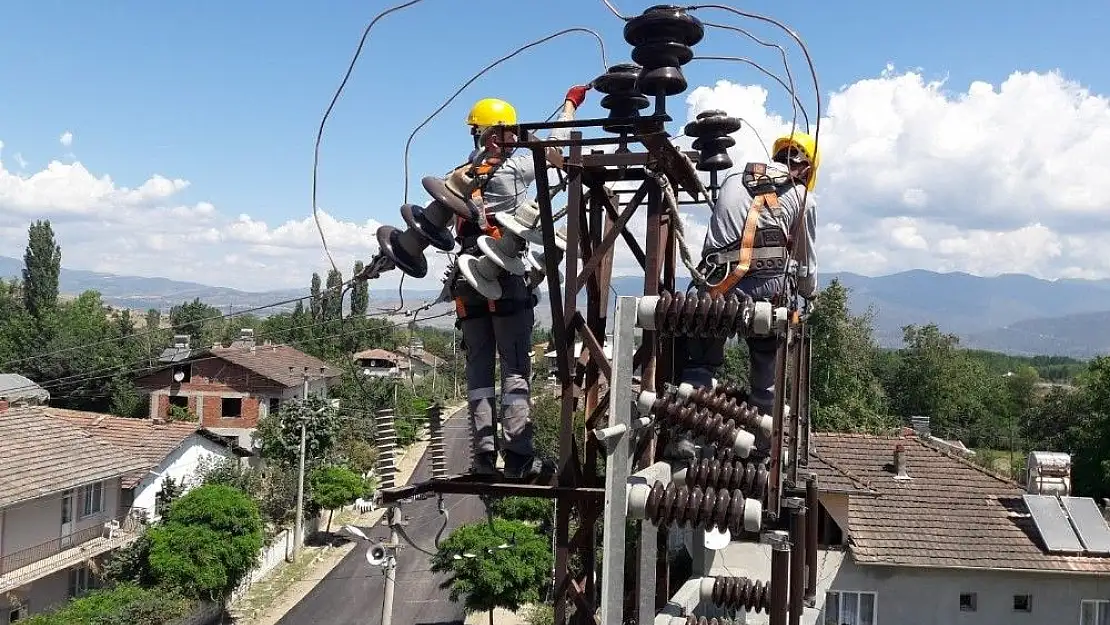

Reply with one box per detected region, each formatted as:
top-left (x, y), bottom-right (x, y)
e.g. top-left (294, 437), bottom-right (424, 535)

top-left (488, 496), bottom-right (554, 527)
top-left (310, 273), bottom-right (322, 321)
top-left (253, 395), bottom-right (341, 468)
top-left (146, 484), bottom-right (265, 600)
top-left (20, 583), bottom-right (192, 625)
top-left (431, 519), bottom-right (554, 625)
top-left (309, 465), bottom-right (370, 533)
top-left (22, 219), bottom-right (61, 324)
top-left (168, 298), bottom-right (223, 347)
top-left (351, 261), bottom-right (369, 317)
top-left (807, 279), bottom-right (893, 432)
top-left (719, 341), bottom-right (750, 387)
top-left (323, 268), bottom-right (343, 322)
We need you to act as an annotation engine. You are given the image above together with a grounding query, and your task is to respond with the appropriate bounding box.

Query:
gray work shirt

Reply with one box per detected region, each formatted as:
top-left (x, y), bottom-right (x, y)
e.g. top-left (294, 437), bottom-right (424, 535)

top-left (702, 162), bottom-right (818, 298)
top-left (466, 108), bottom-right (573, 215)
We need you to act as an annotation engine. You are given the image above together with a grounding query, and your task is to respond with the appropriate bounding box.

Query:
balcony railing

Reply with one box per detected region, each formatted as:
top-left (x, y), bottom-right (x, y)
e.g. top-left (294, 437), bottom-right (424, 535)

top-left (0, 509), bottom-right (146, 576)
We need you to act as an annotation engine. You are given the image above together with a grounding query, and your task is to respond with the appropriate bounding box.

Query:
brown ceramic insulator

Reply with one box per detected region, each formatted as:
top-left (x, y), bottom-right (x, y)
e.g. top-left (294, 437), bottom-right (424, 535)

top-left (710, 576), bottom-right (772, 613)
top-left (683, 458), bottom-right (768, 501)
top-left (642, 481), bottom-right (749, 534)
top-left (651, 291), bottom-right (754, 338)
top-left (652, 398), bottom-right (741, 451)
top-left (714, 382), bottom-right (751, 404)
top-left (683, 617), bottom-right (736, 625)
top-left (682, 386), bottom-right (764, 431)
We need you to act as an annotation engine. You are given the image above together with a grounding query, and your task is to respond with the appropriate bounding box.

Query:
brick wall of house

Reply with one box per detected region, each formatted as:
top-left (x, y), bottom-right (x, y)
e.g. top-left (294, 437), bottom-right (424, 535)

top-left (140, 357), bottom-right (282, 426)
top-left (198, 395), bottom-right (260, 428)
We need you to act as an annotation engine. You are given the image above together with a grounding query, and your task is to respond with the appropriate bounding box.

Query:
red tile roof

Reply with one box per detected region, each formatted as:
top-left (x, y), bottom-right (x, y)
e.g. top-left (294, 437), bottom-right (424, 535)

top-left (207, 344), bottom-right (342, 387)
top-left (813, 432), bottom-right (1110, 574)
top-left (0, 408), bottom-right (148, 507)
top-left (43, 408), bottom-right (201, 488)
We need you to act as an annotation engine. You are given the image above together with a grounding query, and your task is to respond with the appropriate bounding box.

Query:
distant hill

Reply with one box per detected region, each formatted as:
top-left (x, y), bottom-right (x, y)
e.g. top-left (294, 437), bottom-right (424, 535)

top-left (4, 254), bottom-right (1110, 357)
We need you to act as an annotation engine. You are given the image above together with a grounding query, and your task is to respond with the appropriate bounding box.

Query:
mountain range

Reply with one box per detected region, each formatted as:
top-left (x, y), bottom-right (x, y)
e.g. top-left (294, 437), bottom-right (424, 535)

top-left (3, 255), bottom-right (1109, 358)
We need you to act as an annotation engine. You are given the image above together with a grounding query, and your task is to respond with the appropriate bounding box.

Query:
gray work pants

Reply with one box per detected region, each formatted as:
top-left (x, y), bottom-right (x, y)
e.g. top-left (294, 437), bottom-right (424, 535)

top-left (680, 274), bottom-right (784, 450)
top-left (461, 307), bottom-right (535, 458)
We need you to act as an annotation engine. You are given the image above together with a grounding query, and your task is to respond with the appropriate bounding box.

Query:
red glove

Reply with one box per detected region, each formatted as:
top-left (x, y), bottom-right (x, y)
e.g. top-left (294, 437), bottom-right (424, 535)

top-left (564, 84), bottom-right (589, 108)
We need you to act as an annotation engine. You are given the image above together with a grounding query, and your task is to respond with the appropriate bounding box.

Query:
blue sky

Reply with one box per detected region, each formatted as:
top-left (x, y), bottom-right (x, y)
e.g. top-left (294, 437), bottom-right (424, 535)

top-left (2, 1), bottom-right (1109, 290)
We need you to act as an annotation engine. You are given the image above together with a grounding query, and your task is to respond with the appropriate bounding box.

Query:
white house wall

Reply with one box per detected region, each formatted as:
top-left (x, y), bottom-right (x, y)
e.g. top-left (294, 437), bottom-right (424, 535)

top-left (0, 480), bottom-right (120, 559)
top-left (131, 434), bottom-right (237, 522)
top-left (0, 568), bottom-right (70, 622)
top-left (710, 542), bottom-right (1110, 625)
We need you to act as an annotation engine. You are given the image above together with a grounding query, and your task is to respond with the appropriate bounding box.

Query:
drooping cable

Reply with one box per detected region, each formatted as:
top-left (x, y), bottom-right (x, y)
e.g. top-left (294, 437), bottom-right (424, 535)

top-left (690, 55), bottom-right (809, 130)
top-left (311, 0), bottom-right (433, 275)
top-left (599, 0), bottom-right (630, 20)
top-left (402, 27), bottom-right (610, 204)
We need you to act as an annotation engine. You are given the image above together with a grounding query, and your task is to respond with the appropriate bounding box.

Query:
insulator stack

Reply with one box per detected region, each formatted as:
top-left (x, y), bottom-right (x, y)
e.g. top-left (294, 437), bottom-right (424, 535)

top-left (667, 383), bottom-right (771, 437)
top-left (705, 576), bottom-right (772, 613)
top-left (714, 382), bottom-right (751, 404)
top-left (684, 110), bottom-right (742, 171)
top-left (639, 481), bottom-right (761, 534)
top-left (592, 63), bottom-right (650, 134)
top-left (426, 404), bottom-right (447, 480)
top-left (624, 4), bottom-right (704, 97)
top-left (374, 409), bottom-right (398, 490)
top-left (637, 291), bottom-right (777, 339)
top-left (375, 175), bottom-right (468, 278)
top-left (669, 617), bottom-right (737, 625)
top-left (650, 397), bottom-right (755, 457)
top-left (680, 458), bottom-right (769, 501)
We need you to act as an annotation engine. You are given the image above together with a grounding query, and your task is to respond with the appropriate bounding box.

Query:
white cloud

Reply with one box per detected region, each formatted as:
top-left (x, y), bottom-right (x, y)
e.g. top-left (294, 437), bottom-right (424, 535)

top-left (59, 131), bottom-right (73, 148)
top-left (675, 67), bottom-right (1110, 281)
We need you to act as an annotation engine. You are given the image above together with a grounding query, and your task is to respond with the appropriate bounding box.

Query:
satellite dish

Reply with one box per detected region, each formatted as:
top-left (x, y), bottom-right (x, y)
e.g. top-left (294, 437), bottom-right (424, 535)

top-left (366, 543), bottom-right (388, 567)
top-left (172, 370), bottom-right (185, 383)
top-left (704, 528), bottom-right (731, 551)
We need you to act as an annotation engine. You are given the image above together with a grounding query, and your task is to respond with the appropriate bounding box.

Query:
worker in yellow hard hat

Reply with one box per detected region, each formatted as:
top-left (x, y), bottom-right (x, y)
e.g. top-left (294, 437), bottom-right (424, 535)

top-left (672, 129), bottom-right (820, 462)
top-left (447, 85), bottom-right (589, 479)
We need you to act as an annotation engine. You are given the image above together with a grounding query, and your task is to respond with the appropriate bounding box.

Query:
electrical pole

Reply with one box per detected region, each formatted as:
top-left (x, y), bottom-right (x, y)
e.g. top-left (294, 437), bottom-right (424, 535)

top-left (451, 327), bottom-right (458, 399)
top-left (382, 507), bottom-right (400, 625)
top-left (293, 366), bottom-right (309, 557)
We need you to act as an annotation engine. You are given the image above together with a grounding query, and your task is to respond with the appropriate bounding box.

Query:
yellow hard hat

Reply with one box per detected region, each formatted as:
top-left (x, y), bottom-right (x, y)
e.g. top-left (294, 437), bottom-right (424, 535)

top-left (772, 131), bottom-right (821, 191)
top-left (466, 98), bottom-right (517, 128)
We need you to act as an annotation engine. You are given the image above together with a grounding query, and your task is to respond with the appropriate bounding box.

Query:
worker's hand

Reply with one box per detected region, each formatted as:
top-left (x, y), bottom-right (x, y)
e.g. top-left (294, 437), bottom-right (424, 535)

top-left (564, 84), bottom-right (590, 108)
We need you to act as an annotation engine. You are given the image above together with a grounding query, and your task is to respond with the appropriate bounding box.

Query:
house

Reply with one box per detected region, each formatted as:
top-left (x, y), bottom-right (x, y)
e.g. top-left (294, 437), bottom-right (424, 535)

top-left (0, 374), bottom-right (49, 407)
top-left (708, 423), bottom-right (1110, 625)
top-left (42, 408), bottom-right (254, 522)
top-left (133, 333), bottom-right (342, 442)
top-left (394, 345), bottom-right (446, 380)
top-left (0, 407), bottom-right (148, 623)
top-left (353, 348), bottom-right (406, 379)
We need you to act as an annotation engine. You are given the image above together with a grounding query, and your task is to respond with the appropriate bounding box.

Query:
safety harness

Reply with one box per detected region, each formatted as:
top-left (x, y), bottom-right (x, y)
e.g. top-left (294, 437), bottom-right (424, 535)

top-left (703, 162), bottom-right (793, 298)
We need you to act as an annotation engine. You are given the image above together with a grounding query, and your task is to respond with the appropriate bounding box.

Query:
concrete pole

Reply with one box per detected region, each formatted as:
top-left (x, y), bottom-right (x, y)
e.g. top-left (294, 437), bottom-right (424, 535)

top-left (293, 367), bottom-right (309, 557)
top-left (382, 507), bottom-right (400, 625)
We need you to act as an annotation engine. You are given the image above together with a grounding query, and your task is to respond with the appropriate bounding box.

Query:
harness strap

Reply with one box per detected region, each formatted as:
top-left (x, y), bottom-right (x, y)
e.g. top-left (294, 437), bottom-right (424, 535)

top-left (708, 191), bottom-right (779, 297)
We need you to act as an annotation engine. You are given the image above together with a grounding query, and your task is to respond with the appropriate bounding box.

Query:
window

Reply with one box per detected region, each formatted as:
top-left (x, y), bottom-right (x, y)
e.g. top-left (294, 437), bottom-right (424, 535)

top-left (221, 397), bottom-right (242, 419)
top-left (9, 606), bottom-right (26, 622)
top-left (1081, 599), bottom-right (1110, 625)
top-left (68, 565), bottom-right (92, 597)
top-left (269, 397), bottom-right (280, 416)
top-left (1013, 594), bottom-right (1032, 612)
top-left (824, 590), bottom-right (876, 625)
top-left (959, 593), bottom-right (977, 612)
top-left (80, 482), bottom-right (103, 518)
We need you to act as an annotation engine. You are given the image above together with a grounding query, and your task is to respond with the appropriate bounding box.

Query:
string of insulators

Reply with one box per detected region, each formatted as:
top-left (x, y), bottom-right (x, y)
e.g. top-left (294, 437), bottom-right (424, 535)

top-left (651, 396), bottom-right (754, 457)
top-left (592, 63), bottom-right (650, 134)
top-left (679, 617), bottom-right (737, 625)
top-left (684, 109), bottom-right (742, 172)
top-left (666, 384), bottom-right (768, 435)
top-left (374, 409), bottom-right (398, 490)
top-left (681, 458), bottom-right (769, 501)
top-left (708, 576), bottom-right (772, 613)
top-left (641, 481), bottom-right (756, 534)
top-left (649, 291), bottom-right (760, 338)
top-left (623, 4), bottom-right (704, 97)
top-left (426, 404), bottom-right (447, 481)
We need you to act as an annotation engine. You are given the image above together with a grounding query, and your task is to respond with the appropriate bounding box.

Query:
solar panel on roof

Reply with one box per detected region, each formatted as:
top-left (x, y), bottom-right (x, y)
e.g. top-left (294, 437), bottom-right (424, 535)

top-left (1023, 494), bottom-right (1084, 553)
top-left (1061, 497), bottom-right (1110, 555)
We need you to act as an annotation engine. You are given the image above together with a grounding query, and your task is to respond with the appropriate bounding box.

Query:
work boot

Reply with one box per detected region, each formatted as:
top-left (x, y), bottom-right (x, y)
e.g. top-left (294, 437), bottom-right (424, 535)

top-left (503, 451), bottom-right (556, 479)
top-left (470, 451), bottom-right (500, 476)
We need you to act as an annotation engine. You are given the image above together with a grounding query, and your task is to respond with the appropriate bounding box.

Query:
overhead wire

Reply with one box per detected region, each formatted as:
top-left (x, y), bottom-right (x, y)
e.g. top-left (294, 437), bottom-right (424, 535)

top-left (690, 55), bottom-right (809, 131)
top-left (402, 26), bottom-right (610, 204)
top-left (311, 0), bottom-right (434, 276)
top-left (599, 0), bottom-right (630, 20)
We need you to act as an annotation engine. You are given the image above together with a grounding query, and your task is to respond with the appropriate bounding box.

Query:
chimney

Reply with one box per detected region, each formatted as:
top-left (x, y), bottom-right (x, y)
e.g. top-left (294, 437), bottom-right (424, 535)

top-left (893, 443), bottom-right (912, 480)
top-left (910, 415), bottom-right (931, 438)
top-left (172, 334), bottom-right (190, 350)
top-left (239, 328), bottom-right (255, 351)
top-left (0, 399), bottom-right (8, 413)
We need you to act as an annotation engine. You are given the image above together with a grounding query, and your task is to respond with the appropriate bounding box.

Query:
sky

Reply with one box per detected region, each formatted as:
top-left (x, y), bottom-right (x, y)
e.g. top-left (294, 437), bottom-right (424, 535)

top-left (2, 0), bottom-right (1110, 293)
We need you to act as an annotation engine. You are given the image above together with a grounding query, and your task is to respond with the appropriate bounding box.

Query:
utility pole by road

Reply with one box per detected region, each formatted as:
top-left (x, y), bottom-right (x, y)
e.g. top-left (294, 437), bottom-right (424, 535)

top-left (293, 366), bottom-right (309, 558)
top-left (382, 506), bottom-right (401, 625)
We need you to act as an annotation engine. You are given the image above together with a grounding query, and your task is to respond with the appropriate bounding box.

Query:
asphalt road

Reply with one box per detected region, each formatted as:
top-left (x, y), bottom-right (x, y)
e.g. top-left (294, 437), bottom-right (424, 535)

top-left (276, 407), bottom-right (485, 625)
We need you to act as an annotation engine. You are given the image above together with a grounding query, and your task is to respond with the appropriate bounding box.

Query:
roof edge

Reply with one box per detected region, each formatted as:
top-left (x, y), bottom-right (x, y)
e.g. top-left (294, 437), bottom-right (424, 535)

top-left (854, 557), bottom-right (1110, 577)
